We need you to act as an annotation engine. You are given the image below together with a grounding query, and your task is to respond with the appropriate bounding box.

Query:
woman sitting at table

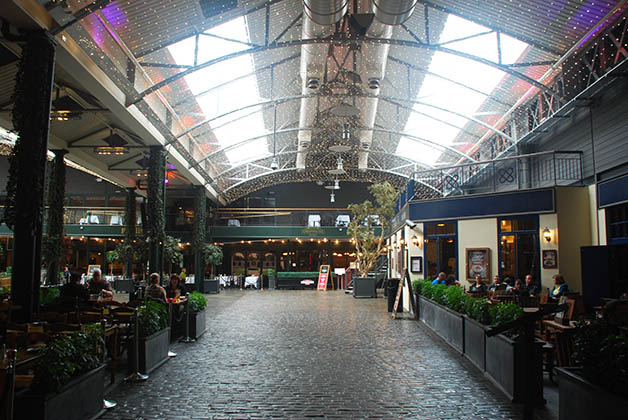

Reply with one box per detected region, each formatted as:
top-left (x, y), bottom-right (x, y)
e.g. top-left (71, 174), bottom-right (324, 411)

top-left (145, 272), bottom-right (167, 304)
top-left (549, 274), bottom-right (568, 301)
top-left (509, 279), bottom-right (526, 297)
top-left (469, 274), bottom-right (487, 295)
top-left (165, 274), bottom-right (186, 300)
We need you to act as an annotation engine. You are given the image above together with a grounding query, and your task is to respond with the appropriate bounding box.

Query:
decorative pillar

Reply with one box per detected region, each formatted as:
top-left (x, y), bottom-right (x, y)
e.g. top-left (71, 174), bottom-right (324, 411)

top-left (147, 146), bottom-right (165, 275)
top-left (4, 31), bottom-right (56, 322)
top-left (192, 185), bottom-right (206, 292)
top-left (125, 187), bottom-right (137, 278)
top-left (43, 149), bottom-right (67, 285)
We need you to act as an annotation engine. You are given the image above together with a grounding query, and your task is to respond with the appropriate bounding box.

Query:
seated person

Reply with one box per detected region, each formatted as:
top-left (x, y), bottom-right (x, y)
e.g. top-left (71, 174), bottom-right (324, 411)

top-left (549, 274), bottom-right (568, 301)
top-left (445, 274), bottom-right (458, 286)
top-left (510, 279), bottom-right (526, 297)
top-left (87, 268), bottom-right (113, 298)
top-left (524, 274), bottom-right (540, 296)
top-left (165, 274), bottom-right (187, 300)
top-left (145, 272), bottom-right (167, 304)
top-left (60, 271), bottom-right (89, 303)
top-left (469, 274), bottom-right (487, 295)
top-left (431, 272), bottom-right (446, 285)
top-left (488, 275), bottom-right (503, 292)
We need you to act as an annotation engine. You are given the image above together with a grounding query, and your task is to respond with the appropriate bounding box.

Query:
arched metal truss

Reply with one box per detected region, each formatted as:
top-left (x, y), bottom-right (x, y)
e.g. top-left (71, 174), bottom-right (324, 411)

top-left (175, 93), bottom-right (511, 152)
top-left (129, 35), bottom-right (558, 106)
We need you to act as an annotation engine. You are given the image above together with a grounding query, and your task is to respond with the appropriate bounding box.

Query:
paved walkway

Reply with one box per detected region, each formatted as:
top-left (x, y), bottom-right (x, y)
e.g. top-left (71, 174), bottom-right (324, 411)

top-left (101, 290), bottom-right (522, 419)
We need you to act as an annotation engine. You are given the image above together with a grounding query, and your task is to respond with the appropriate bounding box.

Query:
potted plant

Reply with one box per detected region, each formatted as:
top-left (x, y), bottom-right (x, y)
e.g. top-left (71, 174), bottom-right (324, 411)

top-left (347, 182), bottom-right (398, 298)
top-left (130, 299), bottom-right (170, 374)
top-left (15, 324), bottom-right (105, 420)
top-left (202, 244), bottom-right (223, 293)
top-left (187, 291), bottom-right (208, 339)
top-left (556, 318), bottom-right (628, 420)
top-left (162, 235), bottom-right (183, 275)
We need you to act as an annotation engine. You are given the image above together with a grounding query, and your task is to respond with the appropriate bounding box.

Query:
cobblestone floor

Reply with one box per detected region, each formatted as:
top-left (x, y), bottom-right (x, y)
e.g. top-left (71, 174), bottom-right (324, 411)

top-left (101, 290), bottom-right (523, 419)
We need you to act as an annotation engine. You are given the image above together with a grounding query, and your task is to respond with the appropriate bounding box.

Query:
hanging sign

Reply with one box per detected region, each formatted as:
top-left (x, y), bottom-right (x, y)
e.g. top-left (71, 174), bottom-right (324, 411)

top-left (317, 265), bottom-right (330, 291)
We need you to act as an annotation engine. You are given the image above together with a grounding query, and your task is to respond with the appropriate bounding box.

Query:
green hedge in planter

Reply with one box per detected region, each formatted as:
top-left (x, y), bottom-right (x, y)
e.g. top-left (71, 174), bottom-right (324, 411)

top-left (32, 324), bottom-right (103, 393)
top-left (188, 291), bottom-right (207, 313)
top-left (572, 318), bottom-right (628, 398)
top-left (40, 287), bottom-right (60, 306)
top-left (138, 300), bottom-right (168, 337)
top-left (414, 279), bottom-right (523, 327)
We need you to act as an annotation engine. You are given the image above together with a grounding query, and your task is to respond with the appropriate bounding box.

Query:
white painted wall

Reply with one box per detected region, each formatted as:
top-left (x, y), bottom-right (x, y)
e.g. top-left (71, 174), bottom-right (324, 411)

top-left (457, 218), bottom-right (498, 289)
top-left (539, 213), bottom-right (559, 292)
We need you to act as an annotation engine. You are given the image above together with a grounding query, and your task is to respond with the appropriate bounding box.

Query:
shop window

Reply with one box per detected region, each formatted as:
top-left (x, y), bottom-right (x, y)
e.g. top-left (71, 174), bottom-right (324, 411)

top-left (231, 252), bottom-right (245, 275)
top-left (607, 203), bottom-right (628, 245)
top-left (424, 222), bottom-right (457, 280)
top-left (498, 216), bottom-right (539, 282)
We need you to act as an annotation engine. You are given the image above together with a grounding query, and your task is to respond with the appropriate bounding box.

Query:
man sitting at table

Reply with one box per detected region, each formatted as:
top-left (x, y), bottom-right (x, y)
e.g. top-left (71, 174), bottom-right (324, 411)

top-left (431, 272), bottom-right (446, 285)
top-left (60, 271), bottom-right (89, 303)
top-left (524, 274), bottom-right (540, 296)
top-left (488, 275), bottom-right (503, 292)
top-left (87, 268), bottom-right (113, 298)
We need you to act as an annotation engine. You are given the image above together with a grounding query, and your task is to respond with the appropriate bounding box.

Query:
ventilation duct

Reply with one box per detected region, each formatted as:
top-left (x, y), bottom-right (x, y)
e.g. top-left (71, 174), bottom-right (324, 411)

top-left (297, 1), bottom-right (349, 170)
top-left (358, 1), bottom-right (417, 170)
top-left (372, 0), bottom-right (417, 25)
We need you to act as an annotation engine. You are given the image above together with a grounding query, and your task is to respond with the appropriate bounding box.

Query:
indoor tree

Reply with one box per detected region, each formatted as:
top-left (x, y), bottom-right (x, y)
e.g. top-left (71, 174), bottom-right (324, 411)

top-left (202, 244), bottom-right (223, 278)
top-left (347, 182), bottom-right (399, 278)
top-left (162, 235), bottom-right (183, 275)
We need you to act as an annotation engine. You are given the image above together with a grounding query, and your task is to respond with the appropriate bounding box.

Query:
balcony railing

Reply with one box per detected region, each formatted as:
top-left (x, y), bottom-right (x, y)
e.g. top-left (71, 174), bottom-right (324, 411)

top-left (213, 208), bottom-right (359, 228)
top-left (405, 151), bottom-right (583, 202)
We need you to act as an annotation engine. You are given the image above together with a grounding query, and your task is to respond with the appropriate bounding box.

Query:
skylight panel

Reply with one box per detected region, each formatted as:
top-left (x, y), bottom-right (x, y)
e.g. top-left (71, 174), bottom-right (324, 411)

top-left (168, 17), bottom-right (267, 164)
top-left (397, 14), bottom-right (528, 163)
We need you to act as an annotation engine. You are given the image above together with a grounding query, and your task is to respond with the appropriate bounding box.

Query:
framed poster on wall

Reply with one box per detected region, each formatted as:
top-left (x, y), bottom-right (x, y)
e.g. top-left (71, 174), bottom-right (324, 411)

top-left (410, 256), bottom-right (423, 274)
top-left (465, 248), bottom-right (490, 280)
top-left (542, 250), bottom-right (558, 269)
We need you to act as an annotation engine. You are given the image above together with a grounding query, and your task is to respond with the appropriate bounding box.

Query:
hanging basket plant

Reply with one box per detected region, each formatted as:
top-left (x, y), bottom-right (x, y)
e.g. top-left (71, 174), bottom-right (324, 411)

top-left (163, 235), bottom-right (183, 268)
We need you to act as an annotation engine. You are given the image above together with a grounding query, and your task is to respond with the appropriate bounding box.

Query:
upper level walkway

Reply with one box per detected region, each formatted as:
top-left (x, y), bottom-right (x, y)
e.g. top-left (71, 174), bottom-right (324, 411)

top-left (101, 290), bottom-right (525, 419)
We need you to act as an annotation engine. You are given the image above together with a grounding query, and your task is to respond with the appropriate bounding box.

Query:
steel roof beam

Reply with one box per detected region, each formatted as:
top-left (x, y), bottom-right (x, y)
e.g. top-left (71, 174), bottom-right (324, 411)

top-left (129, 35), bottom-right (559, 106)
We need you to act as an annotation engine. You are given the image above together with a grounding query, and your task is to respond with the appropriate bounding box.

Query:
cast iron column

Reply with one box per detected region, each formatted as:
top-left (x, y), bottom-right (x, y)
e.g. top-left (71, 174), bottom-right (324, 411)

top-left (147, 146), bottom-right (165, 275)
top-left (6, 31), bottom-right (56, 322)
top-left (192, 185), bottom-right (206, 292)
top-left (125, 187), bottom-right (137, 278)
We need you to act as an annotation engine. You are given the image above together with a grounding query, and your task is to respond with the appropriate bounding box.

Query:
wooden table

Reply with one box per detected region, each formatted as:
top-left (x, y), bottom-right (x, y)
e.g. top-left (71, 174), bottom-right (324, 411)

top-left (523, 307), bottom-right (540, 314)
top-left (543, 319), bottom-right (576, 332)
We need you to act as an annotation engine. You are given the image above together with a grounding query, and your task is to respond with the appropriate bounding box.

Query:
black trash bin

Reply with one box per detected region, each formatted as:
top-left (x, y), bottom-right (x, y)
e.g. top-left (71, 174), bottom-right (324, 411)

top-left (387, 278), bottom-right (402, 312)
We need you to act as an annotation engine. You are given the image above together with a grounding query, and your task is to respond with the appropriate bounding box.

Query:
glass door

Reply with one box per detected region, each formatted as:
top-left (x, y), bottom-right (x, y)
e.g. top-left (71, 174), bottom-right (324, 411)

top-left (499, 232), bottom-right (539, 281)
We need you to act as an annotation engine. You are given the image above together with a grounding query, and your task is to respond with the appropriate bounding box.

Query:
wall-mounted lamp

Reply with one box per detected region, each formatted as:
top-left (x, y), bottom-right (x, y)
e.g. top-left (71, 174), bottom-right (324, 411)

top-left (542, 227), bottom-right (552, 243)
top-left (399, 238), bottom-right (405, 245)
top-left (411, 235), bottom-right (420, 247)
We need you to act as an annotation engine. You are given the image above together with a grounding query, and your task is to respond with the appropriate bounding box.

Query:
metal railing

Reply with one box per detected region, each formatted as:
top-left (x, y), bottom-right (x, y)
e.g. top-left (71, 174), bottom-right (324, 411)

top-left (408, 151), bottom-right (583, 201)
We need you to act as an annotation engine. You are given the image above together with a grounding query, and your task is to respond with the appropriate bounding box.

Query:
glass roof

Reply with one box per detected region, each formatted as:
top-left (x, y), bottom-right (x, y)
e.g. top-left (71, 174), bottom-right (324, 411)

top-left (3, 0), bottom-right (620, 202)
top-left (167, 17), bottom-right (269, 165)
top-left (397, 15), bottom-right (528, 166)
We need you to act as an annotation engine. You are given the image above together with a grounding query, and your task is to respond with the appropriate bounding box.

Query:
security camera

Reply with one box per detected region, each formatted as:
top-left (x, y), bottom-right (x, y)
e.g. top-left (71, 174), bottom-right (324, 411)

top-left (405, 219), bottom-right (416, 229)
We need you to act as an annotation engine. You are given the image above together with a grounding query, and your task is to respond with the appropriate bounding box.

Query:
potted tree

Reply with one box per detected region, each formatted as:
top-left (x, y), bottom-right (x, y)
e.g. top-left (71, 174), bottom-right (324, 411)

top-left (162, 235), bottom-right (183, 276)
top-left (130, 299), bottom-right (170, 374)
top-left (187, 291), bottom-right (208, 338)
top-left (202, 244), bottom-right (223, 294)
top-left (15, 324), bottom-right (106, 420)
top-left (347, 182), bottom-right (398, 298)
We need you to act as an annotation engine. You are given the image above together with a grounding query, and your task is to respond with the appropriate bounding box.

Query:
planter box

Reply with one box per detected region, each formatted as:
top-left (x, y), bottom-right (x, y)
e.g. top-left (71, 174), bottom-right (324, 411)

top-left (130, 327), bottom-right (170, 374)
top-left (353, 277), bottom-right (376, 298)
top-left (417, 296), bottom-right (464, 351)
top-left (203, 279), bottom-right (219, 294)
top-left (189, 309), bottom-right (207, 339)
top-left (557, 367), bottom-right (628, 420)
top-left (463, 316), bottom-right (486, 371)
top-left (15, 365), bottom-right (105, 420)
top-left (485, 333), bottom-right (543, 404)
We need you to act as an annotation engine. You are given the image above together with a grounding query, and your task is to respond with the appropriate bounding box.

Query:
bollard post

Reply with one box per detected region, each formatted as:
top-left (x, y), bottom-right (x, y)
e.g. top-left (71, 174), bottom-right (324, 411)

top-left (125, 307), bottom-right (148, 382)
top-left (180, 293), bottom-right (195, 343)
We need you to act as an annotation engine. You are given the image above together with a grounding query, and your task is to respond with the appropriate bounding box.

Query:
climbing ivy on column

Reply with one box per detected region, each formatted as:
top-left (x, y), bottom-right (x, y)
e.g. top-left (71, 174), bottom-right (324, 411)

top-left (147, 146), bottom-right (165, 273)
top-left (42, 150), bottom-right (67, 284)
